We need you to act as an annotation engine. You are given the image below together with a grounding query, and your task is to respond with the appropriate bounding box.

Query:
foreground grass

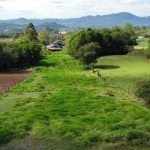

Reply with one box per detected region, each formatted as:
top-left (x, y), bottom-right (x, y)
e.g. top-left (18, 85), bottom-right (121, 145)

top-left (0, 51), bottom-right (150, 150)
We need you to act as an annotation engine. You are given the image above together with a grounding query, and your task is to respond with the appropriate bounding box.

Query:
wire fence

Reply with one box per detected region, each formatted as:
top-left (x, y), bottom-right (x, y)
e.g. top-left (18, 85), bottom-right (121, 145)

top-left (0, 83), bottom-right (18, 97)
top-left (0, 70), bottom-right (33, 97)
top-left (93, 69), bottom-right (135, 96)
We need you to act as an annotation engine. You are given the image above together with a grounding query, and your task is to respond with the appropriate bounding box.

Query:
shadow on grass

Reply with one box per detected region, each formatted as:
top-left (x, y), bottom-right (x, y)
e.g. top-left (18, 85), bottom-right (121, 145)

top-left (38, 60), bottom-right (58, 67)
top-left (94, 65), bottom-right (120, 69)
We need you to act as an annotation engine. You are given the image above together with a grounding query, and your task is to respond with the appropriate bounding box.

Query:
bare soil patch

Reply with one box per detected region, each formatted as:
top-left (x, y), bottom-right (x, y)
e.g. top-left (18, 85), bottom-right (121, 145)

top-left (0, 70), bottom-right (33, 96)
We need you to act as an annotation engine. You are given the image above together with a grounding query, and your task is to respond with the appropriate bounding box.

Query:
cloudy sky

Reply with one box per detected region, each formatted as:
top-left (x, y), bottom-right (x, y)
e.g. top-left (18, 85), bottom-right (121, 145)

top-left (0, 0), bottom-right (150, 19)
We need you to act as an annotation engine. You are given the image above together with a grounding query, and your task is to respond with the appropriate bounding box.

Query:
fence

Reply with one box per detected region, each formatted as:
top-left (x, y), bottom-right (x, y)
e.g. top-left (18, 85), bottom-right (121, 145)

top-left (0, 70), bottom-right (33, 97)
top-left (0, 83), bottom-right (17, 97)
top-left (93, 70), bottom-right (135, 96)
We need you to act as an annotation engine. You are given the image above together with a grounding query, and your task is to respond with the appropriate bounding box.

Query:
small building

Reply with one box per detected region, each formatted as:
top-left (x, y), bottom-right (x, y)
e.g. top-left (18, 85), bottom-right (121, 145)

top-left (46, 40), bottom-right (63, 51)
top-left (46, 43), bottom-right (62, 51)
top-left (53, 40), bottom-right (63, 47)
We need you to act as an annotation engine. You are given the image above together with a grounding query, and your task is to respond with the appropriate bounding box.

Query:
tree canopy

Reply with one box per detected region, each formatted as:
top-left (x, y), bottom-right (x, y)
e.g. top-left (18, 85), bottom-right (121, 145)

top-left (0, 23), bottom-right (42, 71)
top-left (24, 23), bottom-right (38, 42)
top-left (67, 29), bottom-right (102, 58)
top-left (38, 29), bottom-right (50, 45)
top-left (77, 42), bottom-right (101, 67)
top-left (67, 28), bottom-right (135, 56)
top-left (67, 27), bottom-right (136, 67)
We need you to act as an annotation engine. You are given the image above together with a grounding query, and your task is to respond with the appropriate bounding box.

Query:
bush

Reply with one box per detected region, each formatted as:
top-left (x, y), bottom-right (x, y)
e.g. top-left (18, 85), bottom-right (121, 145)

top-left (146, 48), bottom-right (150, 59)
top-left (129, 48), bottom-right (148, 58)
top-left (77, 42), bottom-right (101, 67)
top-left (135, 79), bottom-right (150, 106)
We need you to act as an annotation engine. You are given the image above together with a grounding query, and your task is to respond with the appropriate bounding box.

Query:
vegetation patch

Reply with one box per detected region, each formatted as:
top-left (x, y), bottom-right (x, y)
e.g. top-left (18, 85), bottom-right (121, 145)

top-left (135, 79), bottom-right (150, 106)
top-left (136, 38), bottom-right (148, 48)
top-left (95, 55), bottom-right (150, 89)
top-left (0, 51), bottom-right (150, 150)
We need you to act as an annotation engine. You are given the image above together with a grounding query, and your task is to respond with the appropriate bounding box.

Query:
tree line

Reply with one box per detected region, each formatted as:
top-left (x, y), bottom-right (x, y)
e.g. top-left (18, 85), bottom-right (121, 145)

top-left (0, 22), bottom-right (138, 70)
top-left (0, 23), bottom-right (42, 71)
top-left (67, 23), bottom-right (137, 67)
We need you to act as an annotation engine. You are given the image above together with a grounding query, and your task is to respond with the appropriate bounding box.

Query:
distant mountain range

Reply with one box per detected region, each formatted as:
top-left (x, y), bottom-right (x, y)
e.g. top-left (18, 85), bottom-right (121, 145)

top-left (0, 12), bottom-right (150, 33)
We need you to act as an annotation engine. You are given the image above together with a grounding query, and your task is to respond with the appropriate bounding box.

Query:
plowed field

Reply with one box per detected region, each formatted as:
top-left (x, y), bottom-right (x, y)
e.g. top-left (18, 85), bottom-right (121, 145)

top-left (0, 70), bottom-right (33, 95)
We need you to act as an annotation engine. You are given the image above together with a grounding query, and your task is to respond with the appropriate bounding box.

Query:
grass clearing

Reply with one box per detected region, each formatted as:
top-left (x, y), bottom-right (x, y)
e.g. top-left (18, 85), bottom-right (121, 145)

top-left (136, 38), bottom-right (148, 48)
top-left (0, 50), bottom-right (150, 149)
top-left (95, 55), bottom-right (150, 91)
top-left (134, 38), bottom-right (148, 50)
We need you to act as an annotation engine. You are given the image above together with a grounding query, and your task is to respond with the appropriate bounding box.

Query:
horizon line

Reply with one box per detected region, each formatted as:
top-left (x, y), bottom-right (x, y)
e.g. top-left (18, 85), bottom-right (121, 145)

top-left (0, 12), bottom-right (149, 20)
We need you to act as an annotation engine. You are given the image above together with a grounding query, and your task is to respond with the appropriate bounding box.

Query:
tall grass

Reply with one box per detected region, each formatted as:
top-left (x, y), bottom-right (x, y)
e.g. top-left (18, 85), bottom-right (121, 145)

top-left (0, 50), bottom-right (150, 149)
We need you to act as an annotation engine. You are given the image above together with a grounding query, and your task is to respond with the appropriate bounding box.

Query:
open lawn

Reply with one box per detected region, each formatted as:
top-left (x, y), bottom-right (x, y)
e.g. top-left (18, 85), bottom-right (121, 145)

top-left (135, 38), bottom-right (148, 49)
top-left (95, 55), bottom-right (150, 92)
top-left (0, 51), bottom-right (150, 150)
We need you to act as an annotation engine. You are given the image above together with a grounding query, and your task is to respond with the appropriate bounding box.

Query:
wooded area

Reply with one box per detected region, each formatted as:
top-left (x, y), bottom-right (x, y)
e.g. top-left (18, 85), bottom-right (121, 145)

top-left (67, 24), bottom-right (137, 66)
top-left (0, 23), bottom-right (42, 71)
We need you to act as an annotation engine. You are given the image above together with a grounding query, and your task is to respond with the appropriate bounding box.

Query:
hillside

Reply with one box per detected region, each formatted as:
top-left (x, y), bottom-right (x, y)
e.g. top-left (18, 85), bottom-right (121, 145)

top-left (36, 22), bottom-right (67, 30)
top-left (0, 50), bottom-right (150, 150)
top-left (0, 21), bottom-right (68, 33)
top-left (0, 12), bottom-right (150, 32)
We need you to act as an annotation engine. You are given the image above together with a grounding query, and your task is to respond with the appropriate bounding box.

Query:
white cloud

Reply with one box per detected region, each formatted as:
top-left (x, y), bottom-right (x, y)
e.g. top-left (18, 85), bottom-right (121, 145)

top-left (0, 0), bottom-right (150, 19)
top-left (121, 0), bottom-right (137, 3)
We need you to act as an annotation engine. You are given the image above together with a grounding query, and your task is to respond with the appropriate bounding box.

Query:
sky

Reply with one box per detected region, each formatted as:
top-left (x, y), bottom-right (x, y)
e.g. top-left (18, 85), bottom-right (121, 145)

top-left (0, 0), bottom-right (150, 19)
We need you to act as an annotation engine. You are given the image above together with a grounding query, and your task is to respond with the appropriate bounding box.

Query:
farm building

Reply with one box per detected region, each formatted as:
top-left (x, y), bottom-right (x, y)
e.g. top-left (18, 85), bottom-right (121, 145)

top-left (46, 43), bottom-right (62, 51)
top-left (53, 40), bottom-right (63, 47)
top-left (46, 40), bottom-right (63, 51)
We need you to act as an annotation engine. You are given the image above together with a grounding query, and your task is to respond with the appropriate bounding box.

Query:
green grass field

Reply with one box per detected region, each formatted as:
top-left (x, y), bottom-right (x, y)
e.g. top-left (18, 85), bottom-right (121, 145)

top-left (0, 50), bottom-right (150, 150)
top-left (95, 55), bottom-right (150, 90)
top-left (135, 38), bottom-right (148, 49)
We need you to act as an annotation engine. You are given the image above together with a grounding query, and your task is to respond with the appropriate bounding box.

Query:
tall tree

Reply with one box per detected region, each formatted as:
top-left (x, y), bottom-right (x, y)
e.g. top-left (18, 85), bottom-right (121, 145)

top-left (38, 29), bottom-right (50, 45)
top-left (67, 29), bottom-right (102, 58)
top-left (14, 37), bottom-right (42, 66)
top-left (124, 23), bottom-right (137, 45)
top-left (25, 23), bottom-right (38, 42)
top-left (0, 41), bottom-right (16, 71)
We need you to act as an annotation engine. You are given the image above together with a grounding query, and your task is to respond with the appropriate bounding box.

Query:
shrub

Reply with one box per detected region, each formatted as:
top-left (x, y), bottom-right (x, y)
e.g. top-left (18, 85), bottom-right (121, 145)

top-left (135, 79), bottom-right (150, 106)
top-left (129, 48), bottom-right (149, 58)
top-left (77, 42), bottom-right (101, 67)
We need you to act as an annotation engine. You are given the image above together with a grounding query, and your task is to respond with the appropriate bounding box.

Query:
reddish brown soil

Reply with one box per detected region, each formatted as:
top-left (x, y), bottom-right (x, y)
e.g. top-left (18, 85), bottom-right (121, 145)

top-left (0, 70), bottom-right (33, 95)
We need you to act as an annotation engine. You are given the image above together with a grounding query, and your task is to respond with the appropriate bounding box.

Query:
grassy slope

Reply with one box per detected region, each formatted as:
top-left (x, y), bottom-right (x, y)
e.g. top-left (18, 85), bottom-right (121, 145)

top-left (0, 51), bottom-right (150, 150)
